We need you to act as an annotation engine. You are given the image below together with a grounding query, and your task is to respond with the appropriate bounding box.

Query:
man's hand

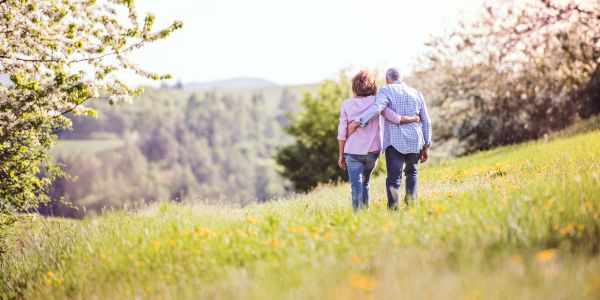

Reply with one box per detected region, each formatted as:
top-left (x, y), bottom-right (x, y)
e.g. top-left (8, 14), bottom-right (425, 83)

top-left (399, 115), bottom-right (420, 124)
top-left (338, 156), bottom-right (346, 170)
top-left (346, 121), bottom-right (361, 138)
top-left (420, 147), bottom-right (429, 163)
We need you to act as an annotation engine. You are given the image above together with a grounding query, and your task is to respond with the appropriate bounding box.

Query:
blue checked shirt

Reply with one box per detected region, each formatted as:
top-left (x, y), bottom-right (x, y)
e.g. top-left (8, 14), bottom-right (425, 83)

top-left (357, 82), bottom-right (431, 154)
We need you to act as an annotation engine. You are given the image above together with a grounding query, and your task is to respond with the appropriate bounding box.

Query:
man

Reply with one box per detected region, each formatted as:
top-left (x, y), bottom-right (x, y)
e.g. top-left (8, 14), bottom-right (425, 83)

top-left (347, 68), bottom-right (431, 209)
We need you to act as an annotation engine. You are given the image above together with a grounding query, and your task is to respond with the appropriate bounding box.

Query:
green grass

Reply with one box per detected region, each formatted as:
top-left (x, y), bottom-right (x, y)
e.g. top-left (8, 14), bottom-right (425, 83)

top-left (2, 131), bottom-right (600, 299)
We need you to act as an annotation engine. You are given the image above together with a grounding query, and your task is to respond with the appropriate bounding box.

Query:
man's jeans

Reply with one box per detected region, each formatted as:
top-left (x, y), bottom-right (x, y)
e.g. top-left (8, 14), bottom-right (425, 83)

top-left (385, 146), bottom-right (419, 209)
top-left (344, 152), bottom-right (380, 211)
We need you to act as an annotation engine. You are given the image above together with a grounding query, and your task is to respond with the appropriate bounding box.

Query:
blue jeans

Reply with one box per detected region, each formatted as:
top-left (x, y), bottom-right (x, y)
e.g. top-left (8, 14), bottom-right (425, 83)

top-left (385, 146), bottom-right (419, 209)
top-left (345, 152), bottom-right (380, 211)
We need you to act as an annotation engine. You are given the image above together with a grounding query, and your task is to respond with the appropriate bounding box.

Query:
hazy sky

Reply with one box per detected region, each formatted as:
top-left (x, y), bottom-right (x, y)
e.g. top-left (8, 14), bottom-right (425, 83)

top-left (126, 0), bottom-right (484, 86)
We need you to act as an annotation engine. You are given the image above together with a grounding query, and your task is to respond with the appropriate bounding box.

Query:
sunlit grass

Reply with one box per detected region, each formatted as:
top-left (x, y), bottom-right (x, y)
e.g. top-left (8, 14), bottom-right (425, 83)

top-left (2, 131), bottom-right (600, 299)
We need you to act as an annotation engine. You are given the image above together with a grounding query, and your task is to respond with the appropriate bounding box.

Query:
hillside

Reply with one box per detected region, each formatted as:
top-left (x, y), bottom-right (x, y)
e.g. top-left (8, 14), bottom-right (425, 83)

top-left (182, 77), bottom-right (278, 91)
top-left (2, 130), bottom-right (600, 299)
top-left (46, 83), bottom-right (318, 217)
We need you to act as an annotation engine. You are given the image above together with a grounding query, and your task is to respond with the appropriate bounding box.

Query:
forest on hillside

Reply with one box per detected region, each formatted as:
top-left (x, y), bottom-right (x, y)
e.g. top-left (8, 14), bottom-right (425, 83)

top-left (43, 87), bottom-right (303, 217)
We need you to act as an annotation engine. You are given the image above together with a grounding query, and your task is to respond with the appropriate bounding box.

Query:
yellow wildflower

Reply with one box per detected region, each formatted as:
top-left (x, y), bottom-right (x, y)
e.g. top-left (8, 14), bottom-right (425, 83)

top-left (99, 253), bottom-right (107, 261)
top-left (535, 249), bottom-right (556, 263)
top-left (351, 255), bottom-right (362, 264)
top-left (553, 224), bottom-right (560, 232)
top-left (382, 221), bottom-right (395, 233)
top-left (194, 228), bottom-right (215, 238)
top-left (246, 217), bottom-right (260, 225)
top-left (564, 224), bottom-right (575, 235)
top-left (434, 204), bottom-right (445, 215)
top-left (45, 271), bottom-right (62, 287)
top-left (167, 239), bottom-right (175, 247)
top-left (261, 239), bottom-right (280, 248)
top-left (152, 240), bottom-right (161, 251)
top-left (544, 199), bottom-right (553, 210)
top-left (511, 254), bottom-right (523, 265)
top-left (465, 288), bottom-right (481, 300)
top-left (289, 225), bottom-right (307, 234)
top-left (324, 231), bottom-right (334, 240)
top-left (500, 199), bottom-right (508, 207)
top-left (347, 274), bottom-right (377, 292)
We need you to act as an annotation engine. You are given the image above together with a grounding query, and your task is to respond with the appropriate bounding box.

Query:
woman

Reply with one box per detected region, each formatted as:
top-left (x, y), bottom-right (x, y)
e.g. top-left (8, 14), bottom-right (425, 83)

top-left (337, 71), bottom-right (420, 211)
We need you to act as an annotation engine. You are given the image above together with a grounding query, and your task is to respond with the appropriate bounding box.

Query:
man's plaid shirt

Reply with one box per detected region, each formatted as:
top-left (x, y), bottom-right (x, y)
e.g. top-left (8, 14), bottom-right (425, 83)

top-left (357, 82), bottom-right (431, 154)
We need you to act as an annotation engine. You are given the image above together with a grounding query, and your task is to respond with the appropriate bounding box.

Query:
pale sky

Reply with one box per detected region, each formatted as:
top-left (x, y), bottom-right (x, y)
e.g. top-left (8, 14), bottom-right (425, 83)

top-left (126, 0), bottom-right (485, 86)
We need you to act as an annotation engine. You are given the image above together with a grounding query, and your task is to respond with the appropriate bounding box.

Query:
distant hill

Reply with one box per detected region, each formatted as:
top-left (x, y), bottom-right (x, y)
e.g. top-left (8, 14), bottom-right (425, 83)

top-left (182, 77), bottom-right (278, 91)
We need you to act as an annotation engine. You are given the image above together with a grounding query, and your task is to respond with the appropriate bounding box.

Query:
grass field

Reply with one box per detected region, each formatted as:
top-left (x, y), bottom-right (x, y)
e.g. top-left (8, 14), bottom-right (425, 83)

top-left (2, 130), bottom-right (600, 299)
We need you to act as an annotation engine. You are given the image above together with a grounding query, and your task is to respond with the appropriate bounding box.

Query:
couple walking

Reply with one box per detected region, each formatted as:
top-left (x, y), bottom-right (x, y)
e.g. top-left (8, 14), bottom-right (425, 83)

top-left (337, 68), bottom-right (431, 211)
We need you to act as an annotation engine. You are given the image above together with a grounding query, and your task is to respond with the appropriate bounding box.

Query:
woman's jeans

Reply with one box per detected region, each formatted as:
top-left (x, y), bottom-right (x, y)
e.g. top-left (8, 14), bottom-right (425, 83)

top-left (344, 152), bottom-right (380, 211)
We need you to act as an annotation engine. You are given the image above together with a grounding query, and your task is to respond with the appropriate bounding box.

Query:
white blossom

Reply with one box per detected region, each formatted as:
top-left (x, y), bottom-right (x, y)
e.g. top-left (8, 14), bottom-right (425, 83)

top-left (0, 0), bottom-right (181, 212)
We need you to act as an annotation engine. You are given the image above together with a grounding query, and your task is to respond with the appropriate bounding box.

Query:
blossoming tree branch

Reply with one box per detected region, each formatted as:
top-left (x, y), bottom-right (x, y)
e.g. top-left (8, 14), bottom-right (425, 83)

top-left (0, 0), bottom-right (182, 215)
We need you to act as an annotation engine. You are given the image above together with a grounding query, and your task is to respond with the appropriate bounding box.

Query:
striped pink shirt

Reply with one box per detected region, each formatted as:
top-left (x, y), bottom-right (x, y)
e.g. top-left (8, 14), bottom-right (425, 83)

top-left (337, 96), bottom-right (403, 155)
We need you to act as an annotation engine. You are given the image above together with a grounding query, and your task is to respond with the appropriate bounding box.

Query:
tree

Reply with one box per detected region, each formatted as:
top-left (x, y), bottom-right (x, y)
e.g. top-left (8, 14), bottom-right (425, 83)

top-left (414, 0), bottom-right (599, 154)
top-left (275, 75), bottom-right (353, 192)
top-left (0, 0), bottom-right (182, 215)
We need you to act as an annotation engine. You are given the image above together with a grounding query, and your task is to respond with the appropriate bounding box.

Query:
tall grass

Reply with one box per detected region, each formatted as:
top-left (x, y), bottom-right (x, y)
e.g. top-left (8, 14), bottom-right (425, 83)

top-left (1, 131), bottom-right (600, 299)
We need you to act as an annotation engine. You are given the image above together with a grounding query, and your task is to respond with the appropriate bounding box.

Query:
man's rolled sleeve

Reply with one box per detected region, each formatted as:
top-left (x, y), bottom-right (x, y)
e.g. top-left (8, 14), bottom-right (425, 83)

top-left (418, 93), bottom-right (432, 147)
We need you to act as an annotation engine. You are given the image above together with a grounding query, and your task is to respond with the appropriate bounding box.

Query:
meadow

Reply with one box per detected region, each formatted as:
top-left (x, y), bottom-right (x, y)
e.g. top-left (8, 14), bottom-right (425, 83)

top-left (1, 130), bottom-right (600, 299)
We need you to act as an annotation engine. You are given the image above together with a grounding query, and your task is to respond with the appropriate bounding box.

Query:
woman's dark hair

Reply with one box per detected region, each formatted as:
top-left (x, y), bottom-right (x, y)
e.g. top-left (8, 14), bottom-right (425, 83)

top-left (352, 71), bottom-right (377, 97)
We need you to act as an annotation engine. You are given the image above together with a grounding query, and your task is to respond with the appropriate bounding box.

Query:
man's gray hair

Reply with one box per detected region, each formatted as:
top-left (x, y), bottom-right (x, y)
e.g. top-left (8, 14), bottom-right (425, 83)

top-left (385, 68), bottom-right (402, 82)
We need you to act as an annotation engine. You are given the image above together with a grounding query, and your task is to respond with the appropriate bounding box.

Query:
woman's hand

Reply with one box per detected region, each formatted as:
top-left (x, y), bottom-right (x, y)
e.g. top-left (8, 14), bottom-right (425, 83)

top-left (346, 121), bottom-right (360, 138)
top-left (338, 141), bottom-right (346, 170)
top-left (338, 156), bottom-right (346, 170)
